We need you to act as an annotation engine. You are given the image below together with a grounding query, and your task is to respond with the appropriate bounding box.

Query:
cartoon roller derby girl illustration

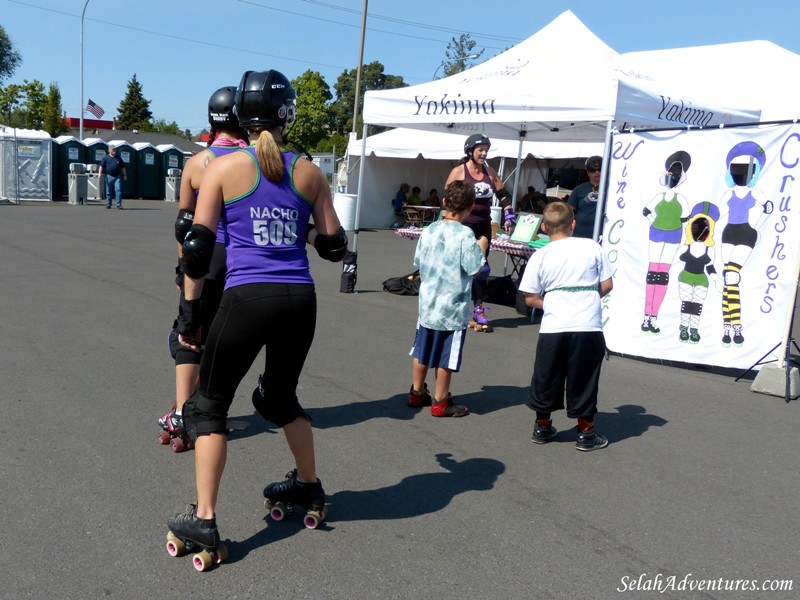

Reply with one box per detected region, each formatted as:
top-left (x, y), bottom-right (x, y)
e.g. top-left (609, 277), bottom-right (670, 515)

top-left (719, 141), bottom-right (773, 347)
top-left (641, 151), bottom-right (692, 334)
top-left (675, 202), bottom-right (721, 344)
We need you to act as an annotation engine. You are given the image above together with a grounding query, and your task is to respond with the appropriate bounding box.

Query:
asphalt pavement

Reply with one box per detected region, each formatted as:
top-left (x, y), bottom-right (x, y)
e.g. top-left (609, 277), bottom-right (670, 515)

top-left (1, 198), bottom-right (798, 599)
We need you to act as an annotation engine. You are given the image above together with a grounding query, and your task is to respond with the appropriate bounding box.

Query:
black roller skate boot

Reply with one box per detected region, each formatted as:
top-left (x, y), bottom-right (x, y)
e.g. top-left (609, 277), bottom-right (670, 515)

top-left (166, 504), bottom-right (227, 572)
top-left (263, 469), bottom-right (327, 529)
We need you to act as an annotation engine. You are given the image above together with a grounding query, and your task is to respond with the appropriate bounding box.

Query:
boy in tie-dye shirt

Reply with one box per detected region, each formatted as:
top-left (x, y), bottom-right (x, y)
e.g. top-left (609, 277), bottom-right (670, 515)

top-left (407, 180), bottom-right (488, 417)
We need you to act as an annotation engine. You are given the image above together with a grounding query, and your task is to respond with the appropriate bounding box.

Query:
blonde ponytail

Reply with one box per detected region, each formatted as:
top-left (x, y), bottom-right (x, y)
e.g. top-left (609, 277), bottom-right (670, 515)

top-left (254, 130), bottom-right (284, 182)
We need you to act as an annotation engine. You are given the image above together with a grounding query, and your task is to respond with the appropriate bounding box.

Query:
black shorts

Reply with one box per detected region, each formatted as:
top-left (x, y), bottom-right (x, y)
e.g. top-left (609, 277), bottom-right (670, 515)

top-left (197, 282), bottom-right (317, 416)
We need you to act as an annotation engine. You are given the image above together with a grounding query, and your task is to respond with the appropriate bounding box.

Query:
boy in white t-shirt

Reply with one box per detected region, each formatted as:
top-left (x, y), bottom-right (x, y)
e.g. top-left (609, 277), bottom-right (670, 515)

top-left (519, 201), bottom-right (613, 451)
top-left (408, 180), bottom-right (488, 417)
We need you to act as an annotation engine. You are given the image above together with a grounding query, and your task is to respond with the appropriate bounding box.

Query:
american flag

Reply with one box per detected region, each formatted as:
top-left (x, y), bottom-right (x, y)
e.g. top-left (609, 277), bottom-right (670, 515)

top-left (85, 99), bottom-right (105, 118)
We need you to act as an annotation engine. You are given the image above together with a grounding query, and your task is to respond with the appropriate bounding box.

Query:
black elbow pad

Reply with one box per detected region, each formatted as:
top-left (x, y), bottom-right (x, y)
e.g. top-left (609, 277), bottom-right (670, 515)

top-left (174, 209), bottom-right (195, 243)
top-left (495, 188), bottom-right (511, 203)
top-left (181, 225), bottom-right (216, 279)
top-left (313, 226), bottom-right (348, 262)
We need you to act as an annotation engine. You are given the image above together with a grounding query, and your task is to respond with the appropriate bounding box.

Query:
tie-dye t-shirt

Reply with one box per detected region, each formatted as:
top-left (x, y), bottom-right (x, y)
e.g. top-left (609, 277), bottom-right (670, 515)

top-left (413, 220), bottom-right (486, 330)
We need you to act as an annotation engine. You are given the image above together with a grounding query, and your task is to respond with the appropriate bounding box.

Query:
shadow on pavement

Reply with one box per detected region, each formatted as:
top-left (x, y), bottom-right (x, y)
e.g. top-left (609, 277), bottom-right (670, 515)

top-left (326, 453), bottom-right (505, 523)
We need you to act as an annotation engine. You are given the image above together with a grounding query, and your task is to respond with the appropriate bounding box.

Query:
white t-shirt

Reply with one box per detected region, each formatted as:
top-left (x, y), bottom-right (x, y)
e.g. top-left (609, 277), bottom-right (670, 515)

top-left (518, 236), bottom-right (612, 333)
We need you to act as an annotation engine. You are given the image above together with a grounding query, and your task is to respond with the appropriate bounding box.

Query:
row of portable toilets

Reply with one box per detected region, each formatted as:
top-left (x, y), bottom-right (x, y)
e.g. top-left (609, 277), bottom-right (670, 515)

top-left (54, 136), bottom-right (185, 201)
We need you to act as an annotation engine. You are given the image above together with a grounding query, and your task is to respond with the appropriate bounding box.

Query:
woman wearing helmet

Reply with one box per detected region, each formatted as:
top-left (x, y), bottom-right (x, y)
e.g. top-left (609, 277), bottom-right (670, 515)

top-left (167, 70), bottom-right (346, 555)
top-left (443, 133), bottom-right (512, 332)
top-left (159, 86), bottom-right (249, 453)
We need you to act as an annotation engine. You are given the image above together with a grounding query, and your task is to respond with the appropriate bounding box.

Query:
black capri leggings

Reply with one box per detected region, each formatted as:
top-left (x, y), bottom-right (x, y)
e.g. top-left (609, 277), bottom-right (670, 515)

top-left (197, 282), bottom-right (317, 421)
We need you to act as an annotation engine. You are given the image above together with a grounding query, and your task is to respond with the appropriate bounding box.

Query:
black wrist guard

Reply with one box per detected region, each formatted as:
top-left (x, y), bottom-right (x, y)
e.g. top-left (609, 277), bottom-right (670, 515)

top-left (176, 296), bottom-right (203, 336)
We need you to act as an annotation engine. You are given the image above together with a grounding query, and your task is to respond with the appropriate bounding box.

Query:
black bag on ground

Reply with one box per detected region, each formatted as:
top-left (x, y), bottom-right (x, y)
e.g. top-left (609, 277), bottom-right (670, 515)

top-left (382, 271), bottom-right (420, 296)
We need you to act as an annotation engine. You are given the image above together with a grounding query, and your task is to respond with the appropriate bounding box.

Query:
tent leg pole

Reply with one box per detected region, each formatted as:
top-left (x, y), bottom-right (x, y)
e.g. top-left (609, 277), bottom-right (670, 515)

top-left (592, 119), bottom-right (613, 242)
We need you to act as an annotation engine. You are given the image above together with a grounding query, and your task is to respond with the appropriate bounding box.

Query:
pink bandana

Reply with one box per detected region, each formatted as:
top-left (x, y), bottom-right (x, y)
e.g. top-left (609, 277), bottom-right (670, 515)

top-left (211, 137), bottom-right (248, 148)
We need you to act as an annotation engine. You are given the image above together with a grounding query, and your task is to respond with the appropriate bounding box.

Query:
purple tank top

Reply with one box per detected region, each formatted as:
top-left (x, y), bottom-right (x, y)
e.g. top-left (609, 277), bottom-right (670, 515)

top-left (206, 145), bottom-right (242, 240)
top-left (727, 189), bottom-right (756, 225)
top-left (221, 148), bottom-right (313, 289)
top-left (461, 162), bottom-right (495, 225)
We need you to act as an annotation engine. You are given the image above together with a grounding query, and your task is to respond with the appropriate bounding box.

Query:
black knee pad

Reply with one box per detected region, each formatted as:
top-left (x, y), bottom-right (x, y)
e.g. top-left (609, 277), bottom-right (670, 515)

top-left (183, 390), bottom-right (229, 440)
top-left (646, 271), bottom-right (669, 285)
top-left (681, 301), bottom-right (703, 316)
top-left (168, 322), bottom-right (202, 365)
top-left (251, 377), bottom-right (311, 428)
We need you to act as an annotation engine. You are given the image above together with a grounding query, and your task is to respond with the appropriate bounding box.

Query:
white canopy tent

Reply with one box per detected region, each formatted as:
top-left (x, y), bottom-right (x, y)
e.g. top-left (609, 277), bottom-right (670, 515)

top-left (352, 10), bottom-right (761, 245)
top-left (622, 40), bottom-right (800, 122)
top-left (343, 127), bottom-right (602, 228)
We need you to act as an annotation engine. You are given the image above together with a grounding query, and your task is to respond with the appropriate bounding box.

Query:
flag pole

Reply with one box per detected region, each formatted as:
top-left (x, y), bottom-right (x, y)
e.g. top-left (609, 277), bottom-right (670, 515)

top-left (79, 0), bottom-right (91, 140)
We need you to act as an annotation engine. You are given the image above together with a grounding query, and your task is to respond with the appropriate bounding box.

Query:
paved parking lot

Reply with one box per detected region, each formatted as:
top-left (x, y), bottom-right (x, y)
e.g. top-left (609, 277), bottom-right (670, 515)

top-left (2, 199), bottom-right (797, 598)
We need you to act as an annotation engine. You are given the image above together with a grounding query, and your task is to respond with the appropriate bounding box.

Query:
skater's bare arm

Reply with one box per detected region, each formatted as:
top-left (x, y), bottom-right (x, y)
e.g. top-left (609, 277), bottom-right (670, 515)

top-left (297, 160), bottom-right (341, 239)
top-left (477, 236), bottom-right (489, 253)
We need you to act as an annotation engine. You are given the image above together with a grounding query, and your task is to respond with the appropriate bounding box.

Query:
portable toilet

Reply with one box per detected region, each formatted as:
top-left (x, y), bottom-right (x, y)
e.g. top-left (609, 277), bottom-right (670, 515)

top-left (83, 138), bottom-right (108, 200)
top-left (53, 135), bottom-right (86, 198)
top-left (133, 142), bottom-right (161, 199)
top-left (0, 127), bottom-right (53, 201)
top-left (84, 137), bottom-right (109, 166)
top-left (157, 144), bottom-right (185, 199)
top-left (109, 140), bottom-right (138, 198)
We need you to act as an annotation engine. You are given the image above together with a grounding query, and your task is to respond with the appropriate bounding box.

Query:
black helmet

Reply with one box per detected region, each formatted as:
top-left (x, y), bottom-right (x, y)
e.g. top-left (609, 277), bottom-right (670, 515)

top-left (234, 70), bottom-right (297, 130)
top-left (208, 86), bottom-right (238, 128)
top-left (464, 133), bottom-right (491, 155)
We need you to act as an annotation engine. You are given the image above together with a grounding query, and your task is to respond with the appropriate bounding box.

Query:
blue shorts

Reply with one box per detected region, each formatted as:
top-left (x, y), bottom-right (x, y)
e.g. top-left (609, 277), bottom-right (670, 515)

top-left (409, 323), bottom-right (466, 371)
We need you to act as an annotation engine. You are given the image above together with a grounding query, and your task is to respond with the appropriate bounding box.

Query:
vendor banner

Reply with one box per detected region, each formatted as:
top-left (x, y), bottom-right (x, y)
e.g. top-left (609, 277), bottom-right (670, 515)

top-left (602, 124), bottom-right (800, 370)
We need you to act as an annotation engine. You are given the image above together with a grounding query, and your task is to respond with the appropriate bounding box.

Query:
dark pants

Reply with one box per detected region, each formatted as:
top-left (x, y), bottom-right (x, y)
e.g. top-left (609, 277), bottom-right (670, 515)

top-left (463, 219), bottom-right (492, 304)
top-left (527, 331), bottom-right (606, 419)
top-left (191, 283), bottom-right (317, 434)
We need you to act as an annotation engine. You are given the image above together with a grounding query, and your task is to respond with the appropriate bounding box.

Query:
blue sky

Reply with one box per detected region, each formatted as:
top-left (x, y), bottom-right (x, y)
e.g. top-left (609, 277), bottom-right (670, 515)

top-left (3, 0), bottom-right (800, 134)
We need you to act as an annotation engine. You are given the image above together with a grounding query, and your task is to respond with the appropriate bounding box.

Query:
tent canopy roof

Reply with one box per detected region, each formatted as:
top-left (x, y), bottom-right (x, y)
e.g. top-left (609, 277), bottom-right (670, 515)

top-left (363, 11), bottom-right (760, 142)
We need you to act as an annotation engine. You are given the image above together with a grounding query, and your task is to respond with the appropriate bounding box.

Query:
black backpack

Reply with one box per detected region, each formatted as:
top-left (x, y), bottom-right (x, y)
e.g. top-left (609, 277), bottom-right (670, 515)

top-left (382, 271), bottom-right (420, 296)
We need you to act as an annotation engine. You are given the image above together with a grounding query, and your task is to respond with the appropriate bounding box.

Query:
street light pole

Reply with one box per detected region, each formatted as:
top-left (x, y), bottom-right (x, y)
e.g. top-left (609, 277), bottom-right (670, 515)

top-left (79, 0), bottom-right (91, 140)
top-left (351, 0), bottom-right (368, 135)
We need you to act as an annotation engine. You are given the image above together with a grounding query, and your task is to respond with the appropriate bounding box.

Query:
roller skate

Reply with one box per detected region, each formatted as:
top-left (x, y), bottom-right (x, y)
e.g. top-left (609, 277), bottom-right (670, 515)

top-left (166, 504), bottom-right (228, 572)
top-left (679, 325), bottom-right (690, 343)
top-left (732, 325), bottom-right (744, 346)
top-left (722, 324), bottom-right (732, 347)
top-left (263, 469), bottom-right (328, 529)
top-left (431, 393), bottom-right (469, 418)
top-left (469, 304), bottom-right (492, 332)
top-left (408, 383), bottom-right (432, 408)
top-left (689, 328), bottom-right (700, 344)
top-left (157, 408), bottom-right (194, 453)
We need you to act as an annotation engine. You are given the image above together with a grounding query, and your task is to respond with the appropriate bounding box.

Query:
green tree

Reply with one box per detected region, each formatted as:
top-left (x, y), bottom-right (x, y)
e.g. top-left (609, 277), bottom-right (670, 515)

top-left (21, 79), bottom-right (45, 129)
top-left (442, 33), bottom-right (484, 78)
top-left (116, 73), bottom-right (152, 130)
top-left (0, 79), bottom-right (47, 129)
top-left (0, 82), bottom-right (23, 124)
top-left (0, 24), bottom-right (22, 85)
top-left (330, 61), bottom-right (405, 137)
top-left (42, 82), bottom-right (69, 137)
top-left (290, 70), bottom-right (332, 152)
top-left (141, 118), bottom-right (188, 138)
